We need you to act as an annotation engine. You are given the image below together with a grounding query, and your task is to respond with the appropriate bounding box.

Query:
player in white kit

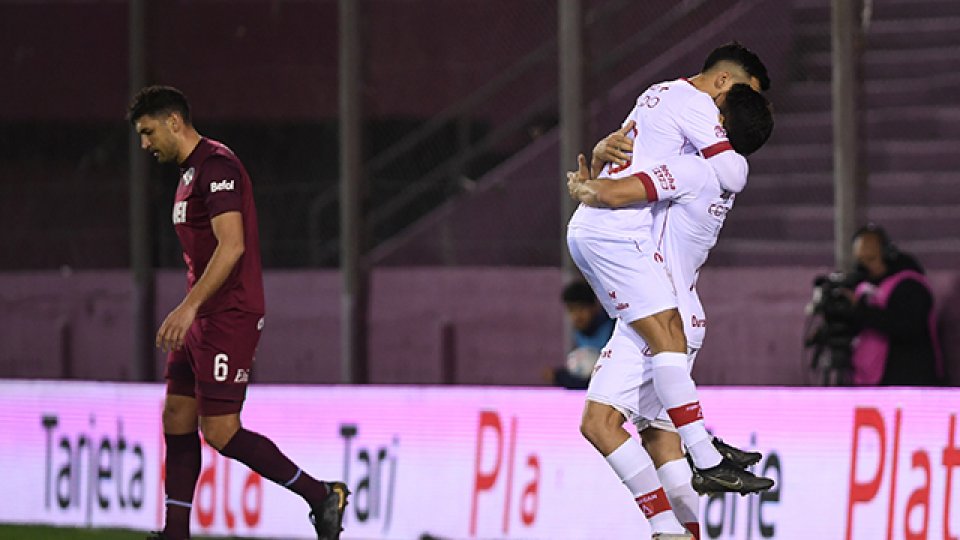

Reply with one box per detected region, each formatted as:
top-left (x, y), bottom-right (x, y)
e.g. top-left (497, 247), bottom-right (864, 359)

top-left (571, 84), bottom-right (774, 537)
top-left (565, 43), bottom-right (772, 538)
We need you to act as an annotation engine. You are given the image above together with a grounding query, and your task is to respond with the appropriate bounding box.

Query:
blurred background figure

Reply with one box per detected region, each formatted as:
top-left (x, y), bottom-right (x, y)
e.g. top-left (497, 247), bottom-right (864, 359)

top-left (546, 281), bottom-right (614, 389)
top-left (805, 224), bottom-right (945, 386)
top-left (847, 224), bottom-right (944, 386)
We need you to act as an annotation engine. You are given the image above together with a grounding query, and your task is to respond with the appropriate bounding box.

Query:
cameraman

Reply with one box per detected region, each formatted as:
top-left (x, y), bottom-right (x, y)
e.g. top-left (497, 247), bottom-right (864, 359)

top-left (844, 224), bottom-right (944, 386)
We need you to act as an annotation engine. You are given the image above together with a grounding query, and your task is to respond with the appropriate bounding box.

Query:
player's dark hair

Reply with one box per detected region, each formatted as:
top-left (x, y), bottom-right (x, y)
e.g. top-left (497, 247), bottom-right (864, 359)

top-left (562, 281), bottom-right (597, 305)
top-left (127, 85), bottom-right (192, 125)
top-left (703, 41), bottom-right (770, 92)
top-left (721, 84), bottom-right (773, 157)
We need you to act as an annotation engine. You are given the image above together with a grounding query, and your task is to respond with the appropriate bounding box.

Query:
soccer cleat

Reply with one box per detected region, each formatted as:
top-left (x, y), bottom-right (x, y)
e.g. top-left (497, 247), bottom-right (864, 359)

top-left (712, 436), bottom-right (762, 468)
top-left (652, 533), bottom-right (694, 539)
top-left (692, 458), bottom-right (775, 495)
top-left (309, 481), bottom-right (350, 540)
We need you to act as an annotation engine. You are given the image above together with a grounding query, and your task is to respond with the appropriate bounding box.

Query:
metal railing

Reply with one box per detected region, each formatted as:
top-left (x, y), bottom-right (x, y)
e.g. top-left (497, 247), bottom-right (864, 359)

top-left (311, 0), bottom-right (713, 265)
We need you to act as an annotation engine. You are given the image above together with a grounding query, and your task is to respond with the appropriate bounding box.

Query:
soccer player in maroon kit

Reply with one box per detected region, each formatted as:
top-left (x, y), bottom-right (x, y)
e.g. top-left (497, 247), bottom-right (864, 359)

top-left (128, 86), bottom-right (348, 540)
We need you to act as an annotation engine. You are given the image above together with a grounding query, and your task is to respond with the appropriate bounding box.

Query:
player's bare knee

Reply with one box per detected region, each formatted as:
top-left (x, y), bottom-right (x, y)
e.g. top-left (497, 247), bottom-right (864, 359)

top-left (579, 419), bottom-right (614, 446)
top-left (162, 396), bottom-right (198, 434)
top-left (578, 419), bottom-right (593, 443)
top-left (200, 426), bottom-right (230, 450)
top-left (199, 415), bottom-right (241, 451)
top-left (579, 414), bottom-right (606, 444)
top-left (162, 406), bottom-right (179, 430)
top-left (578, 407), bottom-right (595, 441)
top-left (580, 402), bottom-right (622, 443)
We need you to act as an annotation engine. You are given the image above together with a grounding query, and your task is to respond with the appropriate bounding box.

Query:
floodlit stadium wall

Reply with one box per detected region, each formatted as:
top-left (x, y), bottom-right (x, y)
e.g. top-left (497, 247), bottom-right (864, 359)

top-left (1, 380), bottom-right (958, 539)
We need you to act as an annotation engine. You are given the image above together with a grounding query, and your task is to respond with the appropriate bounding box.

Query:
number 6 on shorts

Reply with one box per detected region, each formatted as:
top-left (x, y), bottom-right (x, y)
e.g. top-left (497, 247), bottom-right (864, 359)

top-left (214, 353), bottom-right (229, 382)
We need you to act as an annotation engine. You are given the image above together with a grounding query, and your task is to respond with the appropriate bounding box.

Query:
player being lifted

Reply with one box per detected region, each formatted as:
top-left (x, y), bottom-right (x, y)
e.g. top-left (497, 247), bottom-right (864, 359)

top-left (128, 86), bottom-right (348, 540)
top-left (570, 84), bottom-right (774, 539)
top-left (565, 43), bottom-right (774, 538)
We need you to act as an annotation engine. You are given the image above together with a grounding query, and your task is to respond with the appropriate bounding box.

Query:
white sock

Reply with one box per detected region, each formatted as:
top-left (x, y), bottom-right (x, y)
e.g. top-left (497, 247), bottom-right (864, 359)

top-left (651, 352), bottom-right (722, 469)
top-left (658, 458), bottom-right (700, 536)
top-left (605, 438), bottom-right (686, 534)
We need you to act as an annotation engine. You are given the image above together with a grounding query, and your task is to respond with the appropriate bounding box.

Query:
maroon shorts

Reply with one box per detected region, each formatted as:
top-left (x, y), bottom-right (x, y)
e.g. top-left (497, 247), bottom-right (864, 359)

top-left (165, 310), bottom-right (264, 416)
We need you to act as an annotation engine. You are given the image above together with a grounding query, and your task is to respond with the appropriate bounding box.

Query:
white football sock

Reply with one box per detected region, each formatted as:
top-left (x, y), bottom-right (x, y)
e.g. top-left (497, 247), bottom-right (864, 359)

top-left (651, 352), bottom-right (722, 469)
top-left (658, 457), bottom-right (700, 535)
top-left (605, 438), bottom-right (686, 534)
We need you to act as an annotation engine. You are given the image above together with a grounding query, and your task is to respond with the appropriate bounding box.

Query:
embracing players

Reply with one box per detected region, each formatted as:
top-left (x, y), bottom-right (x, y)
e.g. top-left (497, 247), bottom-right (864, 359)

top-left (565, 43), bottom-right (774, 539)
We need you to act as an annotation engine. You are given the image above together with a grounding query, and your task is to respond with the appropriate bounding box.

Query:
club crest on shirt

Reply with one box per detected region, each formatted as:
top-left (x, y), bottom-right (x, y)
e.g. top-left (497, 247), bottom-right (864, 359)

top-left (181, 167), bottom-right (195, 186)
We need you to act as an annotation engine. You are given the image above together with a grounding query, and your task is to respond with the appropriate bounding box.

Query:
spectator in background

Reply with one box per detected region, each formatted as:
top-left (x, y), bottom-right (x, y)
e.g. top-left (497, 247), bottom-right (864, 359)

top-left (547, 281), bottom-right (615, 389)
top-left (848, 223), bottom-right (944, 386)
top-left (565, 280), bottom-right (616, 350)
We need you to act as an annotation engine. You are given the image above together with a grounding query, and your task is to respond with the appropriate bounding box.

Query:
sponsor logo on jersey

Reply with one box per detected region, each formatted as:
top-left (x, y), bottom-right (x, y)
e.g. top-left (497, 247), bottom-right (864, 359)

top-left (708, 202), bottom-right (731, 218)
top-left (652, 164), bottom-right (676, 191)
top-left (608, 290), bottom-right (617, 300)
top-left (181, 167), bottom-right (195, 185)
top-left (257, 317), bottom-right (265, 331)
top-left (691, 314), bottom-right (707, 328)
top-left (615, 302), bottom-right (630, 311)
top-left (715, 125), bottom-right (727, 138)
top-left (210, 179), bottom-right (235, 193)
top-left (172, 201), bottom-right (188, 224)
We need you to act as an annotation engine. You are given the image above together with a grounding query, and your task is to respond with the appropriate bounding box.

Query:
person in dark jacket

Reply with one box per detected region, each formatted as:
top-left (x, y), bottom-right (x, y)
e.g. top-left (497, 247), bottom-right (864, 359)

top-left (847, 224), bottom-right (944, 386)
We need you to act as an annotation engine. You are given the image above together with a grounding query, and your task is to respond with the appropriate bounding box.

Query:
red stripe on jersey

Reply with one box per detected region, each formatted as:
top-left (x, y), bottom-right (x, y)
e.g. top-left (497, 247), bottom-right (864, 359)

top-left (636, 487), bottom-right (672, 518)
top-left (701, 141), bottom-right (733, 158)
top-left (634, 172), bottom-right (658, 202)
top-left (667, 402), bottom-right (704, 428)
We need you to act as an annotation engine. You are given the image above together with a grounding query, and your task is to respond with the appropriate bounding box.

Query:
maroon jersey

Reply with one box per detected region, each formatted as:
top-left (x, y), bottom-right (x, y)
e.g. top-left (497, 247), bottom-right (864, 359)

top-left (173, 138), bottom-right (265, 317)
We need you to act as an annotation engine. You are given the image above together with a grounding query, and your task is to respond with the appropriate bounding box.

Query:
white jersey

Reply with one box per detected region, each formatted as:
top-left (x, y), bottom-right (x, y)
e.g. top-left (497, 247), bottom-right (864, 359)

top-left (584, 157), bottom-right (746, 428)
top-left (567, 78), bottom-right (734, 244)
top-left (644, 156), bottom-right (744, 347)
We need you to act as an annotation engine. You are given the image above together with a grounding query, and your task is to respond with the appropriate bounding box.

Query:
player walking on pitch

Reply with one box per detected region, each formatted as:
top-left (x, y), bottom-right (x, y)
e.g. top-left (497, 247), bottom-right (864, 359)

top-left (128, 86), bottom-right (348, 540)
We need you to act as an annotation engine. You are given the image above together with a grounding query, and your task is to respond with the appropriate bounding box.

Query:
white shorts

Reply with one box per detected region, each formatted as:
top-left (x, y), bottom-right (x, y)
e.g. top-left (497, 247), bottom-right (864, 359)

top-left (586, 320), bottom-right (698, 432)
top-left (567, 235), bottom-right (677, 323)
